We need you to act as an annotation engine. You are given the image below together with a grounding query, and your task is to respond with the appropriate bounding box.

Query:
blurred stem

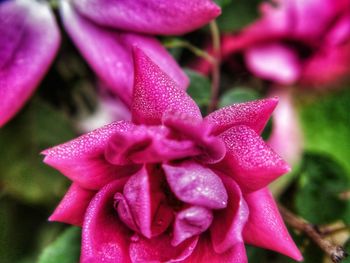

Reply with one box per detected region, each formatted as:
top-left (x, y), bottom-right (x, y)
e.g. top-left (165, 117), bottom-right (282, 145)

top-left (49, 0), bottom-right (59, 9)
top-left (278, 204), bottom-right (348, 263)
top-left (321, 225), bottom-right (350, 237)
top-left (163, 39), bottom-right (215, 64)
top-left (208, 21), bottom-right (221, 113)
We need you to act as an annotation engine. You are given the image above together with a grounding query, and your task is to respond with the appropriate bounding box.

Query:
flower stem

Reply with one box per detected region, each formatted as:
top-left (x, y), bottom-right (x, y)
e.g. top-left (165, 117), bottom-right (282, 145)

top-left (207, 21), bottom-right (221, 114)
top-left (320, 225), bottom-right (350, 237)
top-left (278, 204), bottom-right (348, 263)
top-left (163, 39), bottom-right (215, 64)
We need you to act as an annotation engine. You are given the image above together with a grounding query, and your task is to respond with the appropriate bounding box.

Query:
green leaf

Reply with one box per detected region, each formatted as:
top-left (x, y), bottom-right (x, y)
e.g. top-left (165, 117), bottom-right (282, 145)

top-left (38, 227), bottom-right (81, 263)
top-left (295, 153), bottom-right (350, 224)
top-left (219, 87), bottom-right (260, 107)
top-left (0, 197), bottom-right (62, 263)
top-left (296, 242), bottom-right (323, 263)
top-left (216, 0), bottom-right (261, 32)
top-left (246, 245), bottom-right (269, 263)
top-left (214, 0), bottom-right (232, 8)
top-left (184, 69), bottom-right (211, 108)
top-left (343, 239), bottom-right (350, 263)
top-left (0, 199), bottom-right (16, 263)
top-left (299, 88), bottom-right (350, 177)
top-left (0, 98), bottom-right (76, 205)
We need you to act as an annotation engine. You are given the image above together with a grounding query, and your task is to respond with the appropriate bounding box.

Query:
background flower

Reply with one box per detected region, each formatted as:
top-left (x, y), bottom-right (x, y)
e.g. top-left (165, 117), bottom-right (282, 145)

top-left (0, 0), bottom-right (220, 127)
top-left (194, 0), bottom-right (350, 88)
top-left (0, 0), bottom-right (60, 126)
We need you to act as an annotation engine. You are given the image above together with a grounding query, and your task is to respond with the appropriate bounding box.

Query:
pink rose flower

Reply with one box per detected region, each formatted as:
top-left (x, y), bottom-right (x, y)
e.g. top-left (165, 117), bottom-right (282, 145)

top-left (43, 49), bottom-right (302, 262)
top-left (0, 0), bottom-right (60, 127)
top-left (195, 0), bottom-right (350, 88)
top-left (0, 0), bottom-right (220, 127)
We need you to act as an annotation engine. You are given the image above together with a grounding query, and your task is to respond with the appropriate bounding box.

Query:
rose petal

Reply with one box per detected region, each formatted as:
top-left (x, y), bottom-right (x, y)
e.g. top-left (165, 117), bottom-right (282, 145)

top-left (301, 43), bottom-right (350, 86)
top-left (122, 166), bottom-right (173, 238)
top-left (163, 161), bottom-right (228, 209)
top-left (105, 124), bottom-right (200, 165)
top-left (115, 189), bottom-right (174, 238)
top-left (72, 0), bottom-right (220, 35)
top-left (210, 174), bottom-right (249, 253)
top-left (122, 34), bottom-right (189, 90)
top-left (151, 202), bottom-right (174, 237)
top-left (114, 193), bottom-right (139, 233)
top-left (60, 0), bottom-right (188, 107)
top-left (82, 179), bottom-right (131, 263)
top-left (172, 206), bottom-right (213, 246)
top-left (205, 98), bottom-right (278, 135)
top-left (129, 234), bottom-right (198, 262)
top-left (132, 47), bottom-right (201, 125)
top-left (243, 188), bottom-right (303, 261)
top-left (219, 2), bottom-right (292, 56)
top-left (122, 166), bottom-right (153, 238)
top-left (268, 89), bottom-right (303, 165)
top-left (163, 112), bottom-right (226, 164)
top-left (291, 0), bottom-right (345, 40)
top-left (0, 0), bottom-right (60, 126)
top-left (245, 43), bottom-right (300, 85)
top-left (49, 183), bottom-right (96, 226)
top-left (43, 121), bottom-right (138, 190)
top-left (183, 236), bottom-right (247, 263)
top-left (219, 125), bottom-right (290, 193)
top-left (325, 14), bottom-right (350, 46)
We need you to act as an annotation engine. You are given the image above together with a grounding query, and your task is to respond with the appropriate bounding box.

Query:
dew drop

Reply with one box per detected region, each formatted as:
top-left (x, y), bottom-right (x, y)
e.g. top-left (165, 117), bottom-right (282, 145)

top-left (156, 219), bottom-right (164, 226)
top-left (131, 234), bottom-right (140, 242)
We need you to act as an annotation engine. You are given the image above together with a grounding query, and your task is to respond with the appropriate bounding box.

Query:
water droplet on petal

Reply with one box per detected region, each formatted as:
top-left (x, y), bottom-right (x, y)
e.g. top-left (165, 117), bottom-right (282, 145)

top-left (131, 234), bottom-right (140, 242)
top-left (156, 219), bottom-right (164, 226)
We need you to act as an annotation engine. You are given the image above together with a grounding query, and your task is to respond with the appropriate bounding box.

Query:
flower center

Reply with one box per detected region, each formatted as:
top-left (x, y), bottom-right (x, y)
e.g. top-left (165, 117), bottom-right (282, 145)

top-left (113, 161), bottom-right (228, 246)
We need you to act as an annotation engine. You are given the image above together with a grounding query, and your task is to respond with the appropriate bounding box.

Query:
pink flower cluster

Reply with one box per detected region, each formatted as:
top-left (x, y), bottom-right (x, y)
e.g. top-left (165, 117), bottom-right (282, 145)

top-left (195, 0), bottom-right (350, 87)
top-left (43, 49), bottom-right (302, 262)
top-left (0, 0), bottom-right (220, 126)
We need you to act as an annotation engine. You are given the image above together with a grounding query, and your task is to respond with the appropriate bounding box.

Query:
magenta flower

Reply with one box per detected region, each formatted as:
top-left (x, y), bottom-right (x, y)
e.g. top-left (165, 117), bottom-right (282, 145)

top-left (0, 0), bottom-right (60, 127)
top-left (0, 0), bottom-right (220, 127)
top-left (59, 0), bottom-right (220, 106)
top-left (195, 0), bottom-right (350, 87)
top-left (43, 49), bottom-right (302, 262)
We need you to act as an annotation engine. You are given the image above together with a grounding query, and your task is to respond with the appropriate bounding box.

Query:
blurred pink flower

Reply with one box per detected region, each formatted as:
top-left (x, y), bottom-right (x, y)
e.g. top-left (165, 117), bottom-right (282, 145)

top-left (0, 0), bottom-right (220, 127)
top-left (268, 89), bottom-right (303, 166)
top-left (43, 49), bottom-right (302, 262)
top-left (0, 0), bottom-right (60, 127)
top-left (195, 0), bottom-right (350, 87)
